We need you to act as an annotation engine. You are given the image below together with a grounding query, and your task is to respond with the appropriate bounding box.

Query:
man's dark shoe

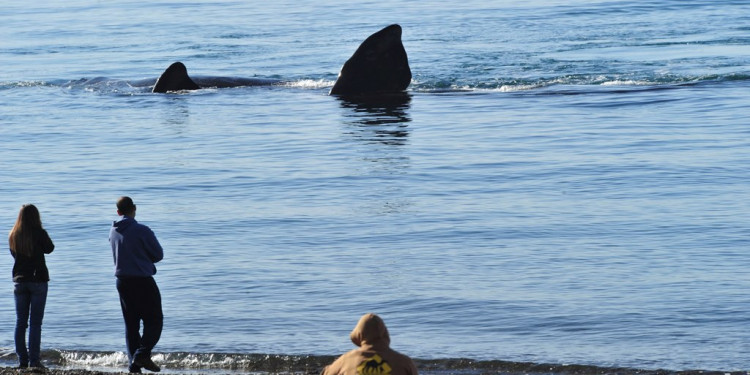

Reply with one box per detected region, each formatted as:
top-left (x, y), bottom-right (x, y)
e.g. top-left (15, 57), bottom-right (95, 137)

top-left (133, 357), bottom-right (160, 373)
top-left (28, 363), bottom-right (47, 372)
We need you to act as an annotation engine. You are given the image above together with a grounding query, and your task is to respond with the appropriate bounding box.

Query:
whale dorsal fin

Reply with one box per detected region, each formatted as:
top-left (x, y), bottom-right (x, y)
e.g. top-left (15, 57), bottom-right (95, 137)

top-left (329, 24), bottom-right (412, 96)
top-left (152, 62), bottom-right (200, 93)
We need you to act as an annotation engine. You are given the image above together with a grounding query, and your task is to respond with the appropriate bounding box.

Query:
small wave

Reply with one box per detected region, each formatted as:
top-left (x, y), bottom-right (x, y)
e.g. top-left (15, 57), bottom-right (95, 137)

top-left (600, 80), bottom-right (651, 86)
top-left (51, 350), bottom-right (335, 373)
top-left (410, 72), bottom-right (750, 93)
top-left (0, 80), bottom-right (53, 89)
top-left (497, 84), bottom-right (544, 92)
top-left (55, 350), bottom-right (129, 367)
top-left (721, 73), bottom-right (750, 82)
top-left (282, 79), bottom-right (335, 90)
top-left (3, 350), bottom-right (747, 375)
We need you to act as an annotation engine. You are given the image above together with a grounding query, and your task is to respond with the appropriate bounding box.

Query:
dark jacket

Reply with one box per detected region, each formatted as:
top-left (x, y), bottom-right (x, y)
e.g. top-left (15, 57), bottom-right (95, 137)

top-left (10, 228), bottom-right (55, 282)
top-left (109, 216), bottom-right (163, 277)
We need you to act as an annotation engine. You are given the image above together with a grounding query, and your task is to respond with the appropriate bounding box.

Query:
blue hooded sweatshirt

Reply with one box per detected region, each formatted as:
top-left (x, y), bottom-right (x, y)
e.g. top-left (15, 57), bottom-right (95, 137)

top-left (110, 216), bottom-right (163, 277)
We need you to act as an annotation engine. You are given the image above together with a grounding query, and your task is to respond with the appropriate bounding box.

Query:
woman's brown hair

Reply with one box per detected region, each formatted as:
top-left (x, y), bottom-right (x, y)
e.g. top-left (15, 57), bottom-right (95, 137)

top-left (8, 204), bottom-right (44, 257)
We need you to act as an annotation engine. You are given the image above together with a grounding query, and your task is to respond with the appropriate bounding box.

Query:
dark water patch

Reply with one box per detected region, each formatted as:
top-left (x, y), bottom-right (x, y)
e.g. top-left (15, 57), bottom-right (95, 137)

top-left (417, 358), bottom-right (750, 375)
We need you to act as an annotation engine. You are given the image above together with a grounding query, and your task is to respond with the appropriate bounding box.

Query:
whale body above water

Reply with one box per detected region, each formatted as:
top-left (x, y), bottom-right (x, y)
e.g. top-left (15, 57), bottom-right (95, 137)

top-left (152, 24), bottom-right (411, 97)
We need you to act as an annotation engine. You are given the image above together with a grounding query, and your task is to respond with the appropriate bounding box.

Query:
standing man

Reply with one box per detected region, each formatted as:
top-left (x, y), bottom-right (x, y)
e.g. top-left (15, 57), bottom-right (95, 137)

top-left (109, 196), bottom-right (164, 373)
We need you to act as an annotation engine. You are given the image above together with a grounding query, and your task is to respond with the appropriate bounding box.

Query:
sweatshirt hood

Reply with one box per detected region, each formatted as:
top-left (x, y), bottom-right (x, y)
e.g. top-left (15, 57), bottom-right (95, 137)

top-left (113, 216), bottom-right (136, 233)
top-left (350, 313), bottom-right (390, 349)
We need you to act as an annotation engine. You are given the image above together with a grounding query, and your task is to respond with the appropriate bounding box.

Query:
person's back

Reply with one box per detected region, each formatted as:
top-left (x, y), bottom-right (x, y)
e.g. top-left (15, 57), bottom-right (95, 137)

top-left (109, 196), bottom-right (164, 373)
top-left (322, 313), bottom-right (418, 375)
top-left (11, 226), bottom-right (54, 282)
top-left (8, 204), bottom-right (55, 369)
top-left (110, 215), bottom-right (163, 278)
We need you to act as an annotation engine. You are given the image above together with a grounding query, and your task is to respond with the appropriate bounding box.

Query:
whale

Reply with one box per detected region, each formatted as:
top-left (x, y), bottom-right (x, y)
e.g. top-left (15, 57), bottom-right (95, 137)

top-left (152, 24), bottom-right (411, 96)
top-left (151, 62), bottom-right (280, 93)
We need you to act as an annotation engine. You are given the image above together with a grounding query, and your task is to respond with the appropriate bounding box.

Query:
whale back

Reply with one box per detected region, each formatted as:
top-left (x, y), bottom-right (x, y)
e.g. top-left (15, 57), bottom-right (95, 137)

top-left (152, 62), bottom-right (200, 93)
top-left (151, 25), bottom-right (411, 96)
top-left (329, 24), bottom-right (411, 97)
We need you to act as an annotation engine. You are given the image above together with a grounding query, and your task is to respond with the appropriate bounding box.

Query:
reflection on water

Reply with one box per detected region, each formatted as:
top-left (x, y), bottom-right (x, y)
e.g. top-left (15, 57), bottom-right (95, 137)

top-left (337, 93), bottom-right (412, 146)
top-left (161, 96), bottom-right (191, 129)
top-left (336, 93), bottom-right (414, 216)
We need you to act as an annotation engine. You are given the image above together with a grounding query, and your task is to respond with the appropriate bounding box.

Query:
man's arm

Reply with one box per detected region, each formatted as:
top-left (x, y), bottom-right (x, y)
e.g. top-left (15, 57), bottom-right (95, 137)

top-left (144, 227), bottom-right (164, 263)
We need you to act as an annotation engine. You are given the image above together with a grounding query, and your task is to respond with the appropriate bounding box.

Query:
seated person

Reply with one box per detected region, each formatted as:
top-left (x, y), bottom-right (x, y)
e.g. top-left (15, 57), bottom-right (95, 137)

top-left (322, 313), bottom-right (418, 375)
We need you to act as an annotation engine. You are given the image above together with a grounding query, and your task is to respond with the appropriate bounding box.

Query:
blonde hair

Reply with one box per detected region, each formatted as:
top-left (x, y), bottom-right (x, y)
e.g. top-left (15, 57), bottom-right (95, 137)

top-left (8, 204), bottom-right (44, 257)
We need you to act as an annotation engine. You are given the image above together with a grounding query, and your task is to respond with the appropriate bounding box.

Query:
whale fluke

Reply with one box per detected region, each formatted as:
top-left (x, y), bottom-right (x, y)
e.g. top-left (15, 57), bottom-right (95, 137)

top-left (152, 62), bottom-right (200, 93)
top-left (329, 24), bottom-right (411, 97)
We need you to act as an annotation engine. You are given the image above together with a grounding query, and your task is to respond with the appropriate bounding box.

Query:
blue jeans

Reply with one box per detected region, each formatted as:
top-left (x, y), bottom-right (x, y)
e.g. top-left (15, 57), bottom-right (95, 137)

top-left (14, 281), bottom-right (48, 367)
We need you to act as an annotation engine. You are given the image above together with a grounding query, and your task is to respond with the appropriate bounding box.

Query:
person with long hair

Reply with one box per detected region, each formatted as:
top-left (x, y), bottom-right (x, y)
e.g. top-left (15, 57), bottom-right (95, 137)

top-left (8, 204), bottom-right (55, 369)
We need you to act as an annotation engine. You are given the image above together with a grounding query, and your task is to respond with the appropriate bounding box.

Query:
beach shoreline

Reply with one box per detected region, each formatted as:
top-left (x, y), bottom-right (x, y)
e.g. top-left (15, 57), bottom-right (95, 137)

top-left (3, 362), bottom-right (750, 375)
top-left (1, 369), bottom-right (114, 375)
top-left (2, 368), bottom-right (244, 375)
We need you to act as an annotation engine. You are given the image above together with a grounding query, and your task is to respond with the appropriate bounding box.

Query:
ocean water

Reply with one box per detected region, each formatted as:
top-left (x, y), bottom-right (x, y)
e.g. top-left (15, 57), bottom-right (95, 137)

top-left (1, 0), bottom-right (749, 373)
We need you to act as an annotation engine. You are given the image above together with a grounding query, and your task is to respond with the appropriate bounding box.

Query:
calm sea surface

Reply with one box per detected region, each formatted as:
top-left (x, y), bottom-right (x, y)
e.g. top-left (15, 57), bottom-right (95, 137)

top-left (1, 1), bottom-right (749, 373)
